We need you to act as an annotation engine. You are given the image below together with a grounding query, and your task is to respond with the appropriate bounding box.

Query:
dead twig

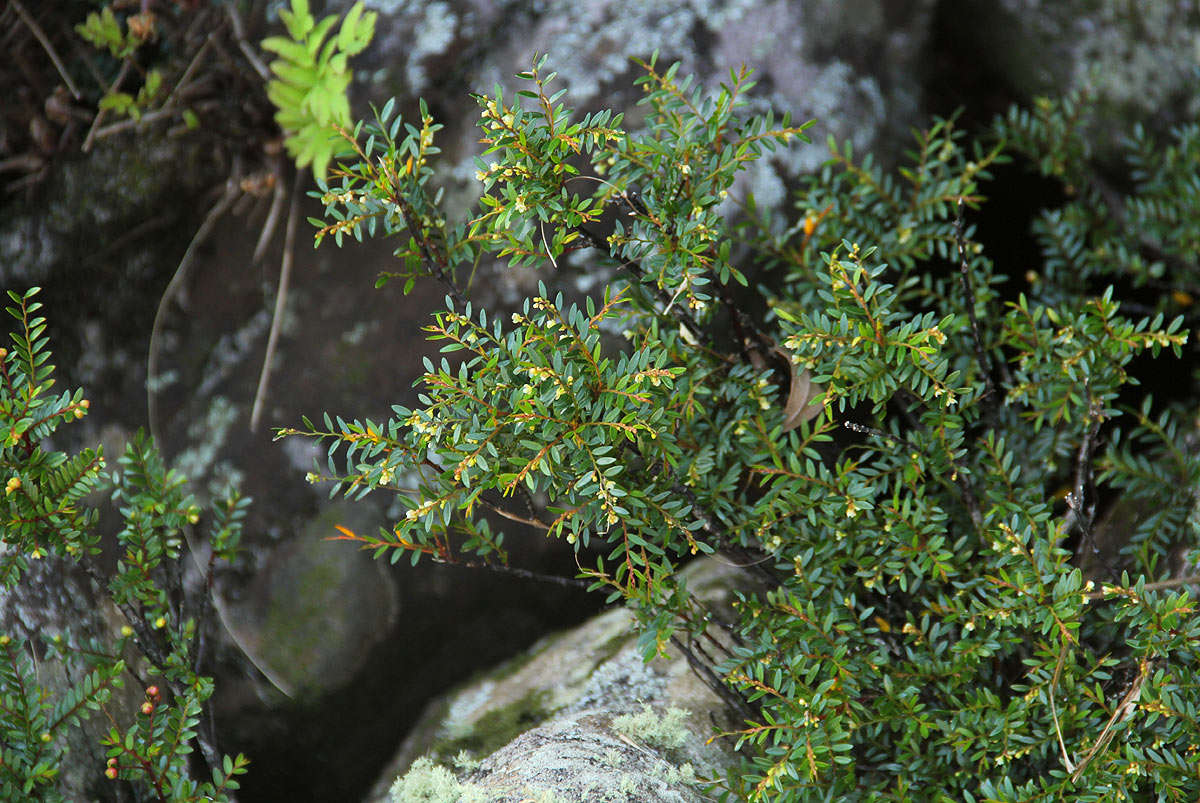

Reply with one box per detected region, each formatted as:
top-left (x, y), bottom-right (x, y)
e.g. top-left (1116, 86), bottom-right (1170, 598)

top-left (1048, 637), bottom-right (1075, 775)
top-left (226, 3), bottom-right (270, 81)
top-left (1084, 572), bottom-right (1200, 601)
top-left (252, 155), bottom-right (288, 265)
top-left (91, 37), bottom-right (215, 142)
top-left (82, 59), bottom-right (132, 152)
top-left (1067, 395), bottom-right (1117, 579)
top-left (96, 213), bottom-right (175, 259)
top-left (1069, 659), bottom-right (1150, 783)
top-left (249, 176), bottom-right (302, 431)
top-left (955, 198), bottom-right (1011, 395)
top-left (90, 106), bottom-right (175, 141)
top-left (11, 0), bottom-right (81, 99)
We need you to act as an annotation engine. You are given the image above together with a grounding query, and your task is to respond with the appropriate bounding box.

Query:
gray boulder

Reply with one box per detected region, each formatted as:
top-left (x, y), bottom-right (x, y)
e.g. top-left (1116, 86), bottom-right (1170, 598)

top-left (369, 556), bottom-right (761, 803)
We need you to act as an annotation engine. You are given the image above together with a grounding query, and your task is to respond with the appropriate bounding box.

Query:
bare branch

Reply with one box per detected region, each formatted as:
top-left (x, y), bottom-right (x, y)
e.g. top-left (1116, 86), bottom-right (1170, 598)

top-left (11, 0), bottom-right (81, 98)
top-left (250, 176), bottom-right (302, 431)
top-left (955, 198), bottom-right (1012, 394)
top-left (226, 3), bottom-right (271, 82)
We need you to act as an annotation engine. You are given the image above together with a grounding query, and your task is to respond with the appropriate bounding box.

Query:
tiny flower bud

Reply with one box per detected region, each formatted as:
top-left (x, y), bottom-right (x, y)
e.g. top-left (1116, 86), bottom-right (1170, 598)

top-left (106, 767), bottom-right (118, 780)
top-left (40, 732), bottom-right (52, 743)
top-left (120, 625), bottom-right (134, 638)
top-left (146, 685), bottom-right (160, 700)
top-left (154, 616), bottom-right (166, 629)
top-left (141, 701), bottom-right (154, 715)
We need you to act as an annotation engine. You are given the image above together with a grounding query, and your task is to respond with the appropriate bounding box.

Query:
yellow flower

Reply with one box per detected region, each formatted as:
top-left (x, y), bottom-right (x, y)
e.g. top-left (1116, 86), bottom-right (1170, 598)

top-left (5, 476), bottom-right (20, 495)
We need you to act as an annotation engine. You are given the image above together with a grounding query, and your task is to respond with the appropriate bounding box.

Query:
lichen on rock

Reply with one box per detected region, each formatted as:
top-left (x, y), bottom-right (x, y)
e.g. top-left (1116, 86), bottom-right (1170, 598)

top-left (371, 557), bottom-right (761, 802)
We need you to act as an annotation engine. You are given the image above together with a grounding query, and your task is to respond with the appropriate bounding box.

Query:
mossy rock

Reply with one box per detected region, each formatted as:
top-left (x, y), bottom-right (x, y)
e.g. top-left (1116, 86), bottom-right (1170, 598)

top-left (220, 501), bottom-right (398, 696)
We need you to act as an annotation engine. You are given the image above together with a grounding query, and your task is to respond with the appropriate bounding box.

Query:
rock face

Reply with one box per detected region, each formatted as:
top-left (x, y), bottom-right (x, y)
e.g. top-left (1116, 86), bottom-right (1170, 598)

top-left (938, 1), bottom-right (1200, 151)
top-left (369, 557), bottom-right (761, 803)
top-left (217, 500), bottom-right (398, 697)
top-left (360, 0), bottom-right (938, 202)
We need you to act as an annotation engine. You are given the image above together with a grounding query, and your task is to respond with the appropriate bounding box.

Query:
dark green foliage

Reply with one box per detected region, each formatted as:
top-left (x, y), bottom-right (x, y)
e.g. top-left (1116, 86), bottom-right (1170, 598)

top-left (282, 58), bottom-right (1200, 801)
top-left (999, 93), bottom-right (1200, 304)
top-left (1, 289), bottom-right (249, 800)
top-left (0, 635), bottom-right (123, 800)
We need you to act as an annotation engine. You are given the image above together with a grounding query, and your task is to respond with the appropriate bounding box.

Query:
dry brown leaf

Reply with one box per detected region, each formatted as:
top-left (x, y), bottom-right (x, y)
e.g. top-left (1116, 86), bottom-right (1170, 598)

top-left (776, 346), bottom-right (824, 431)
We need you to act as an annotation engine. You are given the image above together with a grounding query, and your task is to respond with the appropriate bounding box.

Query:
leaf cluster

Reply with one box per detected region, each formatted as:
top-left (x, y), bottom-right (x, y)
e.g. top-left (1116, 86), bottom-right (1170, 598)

top-left (262, 0), bottom-right (377, 182)
top-left (75, 6), bottom-right (149, 60)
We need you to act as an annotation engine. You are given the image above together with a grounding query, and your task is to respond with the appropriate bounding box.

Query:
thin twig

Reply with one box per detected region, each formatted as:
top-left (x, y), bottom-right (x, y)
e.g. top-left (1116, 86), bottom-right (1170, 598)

top-left (671, 634), bottom-right (757, 723)
top-left (164, 35), bottom-right (214, 109)
top-left (1084, 572), bottom-right (1200, 601)
top-left (226, 2), bottom-right (270, 81)
top-left (394, 193), bottom-right (468, 307)
top-left (843, 420), bottom-right (903, 446)
top-left (539, 220), bottom-right (558, 269)
top-left (96, 213), bottom-right (175, 259)
top-left (1067, 394), bottom-right (1118, 579)
top-left (90, 36), bottom-right (212, 143)
top-left (1069, 659), bottom-right (1150, 783)
top-left (955, 198), bottom-right (1011, 394)
top-left (1048, 637), bottom-right (1076, 774)
top-left (483, 498), bottom-right (551, 531)
top-left (147, 178), bottom-right (241, 444)
top-left (82, 59), bottom-right (132, 152)
top-left (250, 176), bottom-right (302, 431)
top-left (574, 222), bottom-right (708, 345)
top-left (11, 0), bottom-right (81, 98)
top-left (91, 107), bottom-right (177, 141)
top-left (252, 156), bottom-right (288, 264)
top-left (441, 558), bottom-right (590, 589)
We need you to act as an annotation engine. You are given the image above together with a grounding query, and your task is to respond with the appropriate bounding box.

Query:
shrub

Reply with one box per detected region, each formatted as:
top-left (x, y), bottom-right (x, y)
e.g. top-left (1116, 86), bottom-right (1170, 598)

top-left (281, 56), bottom-right (1200, 800)
top-left (0, 288), bottom-right (249, 800)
